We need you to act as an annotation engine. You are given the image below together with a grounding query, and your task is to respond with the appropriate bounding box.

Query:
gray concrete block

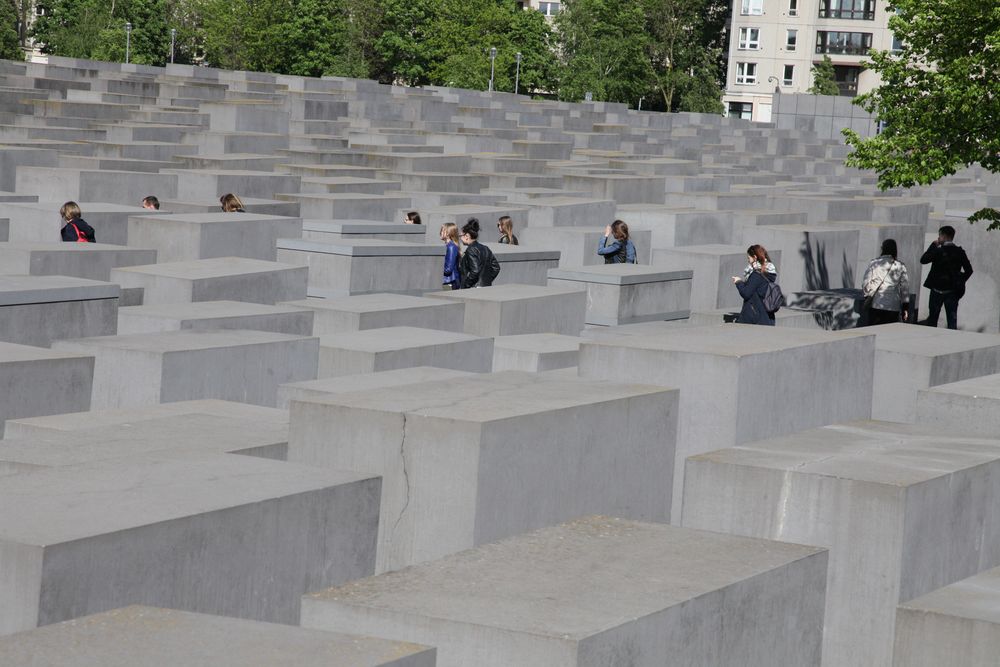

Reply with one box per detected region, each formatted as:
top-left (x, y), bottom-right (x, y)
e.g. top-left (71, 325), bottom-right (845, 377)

top-left (682, 421), bottom-right (1000, 667)
top-left (288, 373), bottom-right (678, 572)
top-left (110, 257), bottom-right (308, 305)
top-left (0, 341), bottom-right (94, 438)
top-left (869, 324), bottom-right (1000, 423)
top-left (916, 373), bottom-right (1000, 436)
top-left (426, 283), bottom-right (587, 336)
top-left (0, 606), bottom-right (436, 667)
top-left (747, 224), bottom-right (860, 294)
top-left (491, 333), bottom-right (582, 372)
top-left (0, 242), bottom-right (157, 282)
top-left (548, 265), bottom-right (693, 326)
top-left (0, 451), bottom-right (379, 634)
top-left (317, 326), bottom-right (492, 377)
top-left (127, 212), bottom-right (303, 262)
top-left (277, 239), bottom-right (444, 297)
top-left (302, 219), bottom-right (426, 243)
top-left (893, 567), bottom-right (1000, 667)
top-left (52, 329), bottom-right (318, 408)
top-left (2, 201), bottom-right (164, 245)
top-left (519, 226), bottom-right (653, 267)
top-left (117, 300), bottom-right (314, 335)
top-left (301, 516), bottom-right (827, 667)
top-left (652, 244), bottom-right (781, 311)
top-left (490, 245), bottom-right (561, 286)
top-left (579, 325), bottom-right (876, 519)
top-left (15, 167), bottom-right (178, 207)
top-left (4, 398), bottom-right (288, 439)
top-left (283, 293), bottom-right (465, 335)
top-left (277, 366), bottom-right (476, 409)
top-left (0, 275), bottom-right (119, 346)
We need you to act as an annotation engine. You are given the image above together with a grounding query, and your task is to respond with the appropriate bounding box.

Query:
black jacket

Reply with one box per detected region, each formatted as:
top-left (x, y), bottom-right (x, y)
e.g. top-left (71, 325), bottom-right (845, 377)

top-left (60, 218), bottom-right (96, 243)
top-left (736, 271), bottom-right (776, 326)
top-left (460, 241), bottom-right (501, 288)
top-left (920, 242), bottom-right (972, 294)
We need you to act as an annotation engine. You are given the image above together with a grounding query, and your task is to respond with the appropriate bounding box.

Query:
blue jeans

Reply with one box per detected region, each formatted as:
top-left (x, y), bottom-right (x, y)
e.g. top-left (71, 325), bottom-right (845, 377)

top-left (925, 289), bottom-right (959, 330)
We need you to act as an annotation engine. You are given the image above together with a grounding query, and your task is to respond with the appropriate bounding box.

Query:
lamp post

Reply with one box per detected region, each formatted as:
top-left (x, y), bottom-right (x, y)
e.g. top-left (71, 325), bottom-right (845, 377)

top-left (514, 52), bottom-right (522, 95)
top-left (124, 22), bottom-right (132, 64)
top-left (638, 96), bottom-right (644, 111)
top-left (170, 28), bottom-right (176, 64)
top-left (488, 47), bottom-right (497, 92)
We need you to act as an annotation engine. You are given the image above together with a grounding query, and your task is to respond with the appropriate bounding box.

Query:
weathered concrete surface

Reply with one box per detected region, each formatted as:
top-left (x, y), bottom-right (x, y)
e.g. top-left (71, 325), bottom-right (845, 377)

top-left (547, 265), bottom-right (692, 326)
top-left (117, 300), bottom-right (314, 335)
top-left (127, 212), bottom-right (303, 262)
top-left (301, 516), bottom-right (827, 667)
top-left (0, 242), bottom-right (157, 282)
top-left (491, 333), bottom-right (582, 372)
top-left (0, 451), bottom-right (379, 634)
top-left (426, 283), bottom-right (587, 336)
top-left (682, 421), bottom-right (1000, 667)
top-left (0, 274), bottom-right (119, 346)
top-left (283, 293), bottom-right (465, 335)
top-left (0, 341), bottom-right (93, 438)
top-left (916, 372), bottom-right (1000, 436)
top-left (0, 606), bottom-right (436, 667)
top-left (288, 372), bottom-right (677, 572)
top-left (277, 366), bottom-right (475, 409)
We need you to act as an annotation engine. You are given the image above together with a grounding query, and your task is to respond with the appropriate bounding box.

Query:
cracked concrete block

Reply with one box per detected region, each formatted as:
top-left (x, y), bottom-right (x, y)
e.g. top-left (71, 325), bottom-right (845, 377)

top-left (0, 606), bottom-right (436, 667)
top-left (288, 371), bottom-right (677, 572)
top-left (301, 516), bottom-right (827, 667)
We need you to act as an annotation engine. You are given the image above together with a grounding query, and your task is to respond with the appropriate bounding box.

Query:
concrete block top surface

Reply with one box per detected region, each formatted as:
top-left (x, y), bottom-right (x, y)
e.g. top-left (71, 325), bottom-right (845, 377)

top-left (297, 370), bottom-right (670, 422)
top-left (277, 238), bottom-right (444, 257)
top-left (0, 451), bottom-right (375, 546)
top-left (285, 293), bottom-right (456, 314)
top-left (0, 606), bottom-right (435, 667)
top-left (4, 399), bottom-right (288, 435)
top-left (548, 264), bottom-right (694, 285)
top-left (897, 566), bottom-right (1000, 624)
top-left (0, 413), bottom-right (288, 468)
top-left (302, 220), bottom-right (424, 235)
top-left (304, 515), bottom-right (824, 639)
top-left (427, 283), bottom-right (585, 303)
top-left (5, 201), bottom-right (157, 214)
top-left (921, 372), bottom-right (1000, 399)
top-left (52, 328), bottom-right (315, 354)
top-left (493, 333), bottom-right (584, 353)
top-left (132, 212), bottom-right (301, 224)
top-left (118, 300), bottom-right (312, 320)
top-left (690, 420), bottom-right (1000, 487)
top-left (490, 244), bottom-right (560, 261)
top-left (318, 326), bottom-right (482, 351)
top-left (112, 256), bottom-right (307, 278)
top-left (0, 274), bottom-right (120, 304)
top-left (583, 324), bottom-right (871, 357)
top-left (866, 322), bottom-right (1000, 355)
top-left (0, 340), bottom-right (93, 363)
top-left (0, 242), bottom-right (156, 254)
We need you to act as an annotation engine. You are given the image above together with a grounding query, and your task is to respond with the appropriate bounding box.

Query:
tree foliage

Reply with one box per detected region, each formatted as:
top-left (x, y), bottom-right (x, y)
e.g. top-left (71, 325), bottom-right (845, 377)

top-left (843, 0), bottom-right (1000, 229)
top-left (25, 0), bottom-right (724, 113)
top-left (808, 55), bottom-right (839, 95)
top-left (0, 0), bottom-right (22, 60)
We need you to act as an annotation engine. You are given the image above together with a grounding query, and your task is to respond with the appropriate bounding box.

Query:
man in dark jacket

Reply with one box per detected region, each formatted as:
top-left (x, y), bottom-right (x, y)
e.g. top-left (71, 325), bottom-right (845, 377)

top-left (459, 218), bottom-right (501, 289)
top-left (920, 225), bottom-right (972, 330)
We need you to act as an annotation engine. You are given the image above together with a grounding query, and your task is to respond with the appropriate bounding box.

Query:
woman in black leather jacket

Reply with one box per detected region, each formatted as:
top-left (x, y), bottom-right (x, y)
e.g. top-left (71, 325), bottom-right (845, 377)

top-left (459, 218), bottom-right (501, 288)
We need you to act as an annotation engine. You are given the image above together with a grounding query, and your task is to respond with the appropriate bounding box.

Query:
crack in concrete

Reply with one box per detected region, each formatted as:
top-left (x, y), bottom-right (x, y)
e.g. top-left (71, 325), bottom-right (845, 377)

top-left (392, 412), bottom-right (411, 538)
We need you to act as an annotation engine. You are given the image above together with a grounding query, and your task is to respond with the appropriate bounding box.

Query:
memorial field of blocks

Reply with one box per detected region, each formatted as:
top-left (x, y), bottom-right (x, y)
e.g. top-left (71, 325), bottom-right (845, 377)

top-left (2, 54), bottom-right (1000, 664)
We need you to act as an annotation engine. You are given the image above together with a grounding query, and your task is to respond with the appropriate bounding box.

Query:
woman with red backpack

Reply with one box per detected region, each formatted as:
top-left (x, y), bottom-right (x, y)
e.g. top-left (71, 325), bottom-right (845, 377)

top-left (59, 201), bottom-right (96, 243)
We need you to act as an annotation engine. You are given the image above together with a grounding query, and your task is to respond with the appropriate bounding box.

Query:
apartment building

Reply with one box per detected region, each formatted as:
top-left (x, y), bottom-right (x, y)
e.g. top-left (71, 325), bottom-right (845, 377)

top-left (724, 0), bottom-right (898, 122)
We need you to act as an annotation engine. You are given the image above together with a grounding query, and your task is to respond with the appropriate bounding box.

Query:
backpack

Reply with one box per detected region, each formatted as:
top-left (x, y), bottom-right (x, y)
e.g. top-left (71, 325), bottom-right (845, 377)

top-left (762, 277), bottom-right (784, 313)
top-left (69, 222), bottom-right (90, 243)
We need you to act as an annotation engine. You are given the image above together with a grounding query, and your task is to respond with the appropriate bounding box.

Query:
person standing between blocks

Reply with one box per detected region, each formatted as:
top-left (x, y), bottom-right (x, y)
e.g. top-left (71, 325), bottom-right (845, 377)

top-left (497, 216), bottom-right (518, 245)
top-left (59, 201), bottom-right (95, 243)
top-left (920, 225), bottom-right (972, 329)
top-left (732, 244), bottom-right (776, 326)
top-left (597, 220), bottom-right (636, 264)
top-left (861, 239), bottom-right (910, 326)
top-left (459, 218), bottom-right (501, 288)
top-left (440, 222), bottom-right (462, 290)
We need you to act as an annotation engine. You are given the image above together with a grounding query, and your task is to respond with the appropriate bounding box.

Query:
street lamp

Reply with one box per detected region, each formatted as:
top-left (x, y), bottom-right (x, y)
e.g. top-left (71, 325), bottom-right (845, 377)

top-left (170, 28), bottom-right (176, 64)
top-left (488, 47), bottom-right (497, 92)
top-left (514, 52), bottom-right (522, 95)
top-left (124, 22), bottom-right (132, 64)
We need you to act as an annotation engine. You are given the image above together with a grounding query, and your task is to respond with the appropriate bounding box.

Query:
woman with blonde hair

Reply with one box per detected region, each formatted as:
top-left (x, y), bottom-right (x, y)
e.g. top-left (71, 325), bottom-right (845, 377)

top-left (440, 222), bottom-right (461, 290)
top-left (497, 216), bottom-right (518, 245)
top-left (220, 193), bottom-right (245, 212)
top-left (597, 219), bottom-right (636, 263)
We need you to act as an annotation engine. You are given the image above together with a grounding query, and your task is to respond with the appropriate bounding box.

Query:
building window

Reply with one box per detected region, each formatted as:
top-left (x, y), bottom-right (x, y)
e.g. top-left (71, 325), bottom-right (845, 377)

top-left (833, 64), bottom-right (862, 96)
top-left (728, 102), bottom-right (754, 120)
top-left (816, 31), bottom-right (873, 55)
top-left (891, 33), bottom-right (903, 53)
top-left (782, 64), bottom-right (794, 86)
top-left (738, 27), bottom-right (761, 50)
top-left (538, 2), bottom-right (560, 16)
top-left (788, 0), bottom-right (797, 15)
top-left (786, 29), bottom-right (797, 51)
top-left (741, 0), bottom-right (764, 16)
top-left (819, 0), bottom-right (875, 20)
top-left (735, 62), bottom-right (758, 84)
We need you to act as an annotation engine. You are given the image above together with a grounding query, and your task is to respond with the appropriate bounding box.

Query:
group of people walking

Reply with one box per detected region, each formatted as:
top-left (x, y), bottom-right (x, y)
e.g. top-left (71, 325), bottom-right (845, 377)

top-left (733, 225), bottom-right (973, 329)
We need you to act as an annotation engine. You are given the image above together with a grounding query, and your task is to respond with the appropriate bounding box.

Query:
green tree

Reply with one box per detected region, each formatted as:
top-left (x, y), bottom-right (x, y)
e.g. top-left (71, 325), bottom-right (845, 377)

top-left (808, 55), bottom-right (840, 95)
top-left (555, 0), bottom-right (650, 103)
top-left (643, 0), bottom-right (724, 113)
top-left (31, 0), bottom-right (109, 58)
top-left (0, 0), bottom-right (23, 59)
top-left (843, 0), bottom-right (1000, 228)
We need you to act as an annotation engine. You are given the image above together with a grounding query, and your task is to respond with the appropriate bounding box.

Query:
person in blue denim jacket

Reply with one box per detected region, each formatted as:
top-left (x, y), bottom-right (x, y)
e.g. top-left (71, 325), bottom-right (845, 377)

top-left (439, 222), bottom-right (461, 290)
top-left (597, 220), bottom-right (636, 264)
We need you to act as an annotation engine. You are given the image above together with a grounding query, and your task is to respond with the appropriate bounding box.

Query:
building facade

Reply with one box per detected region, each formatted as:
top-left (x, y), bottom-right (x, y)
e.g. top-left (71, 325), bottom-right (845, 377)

top-left (723, 0), bottom-right (897, 122)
